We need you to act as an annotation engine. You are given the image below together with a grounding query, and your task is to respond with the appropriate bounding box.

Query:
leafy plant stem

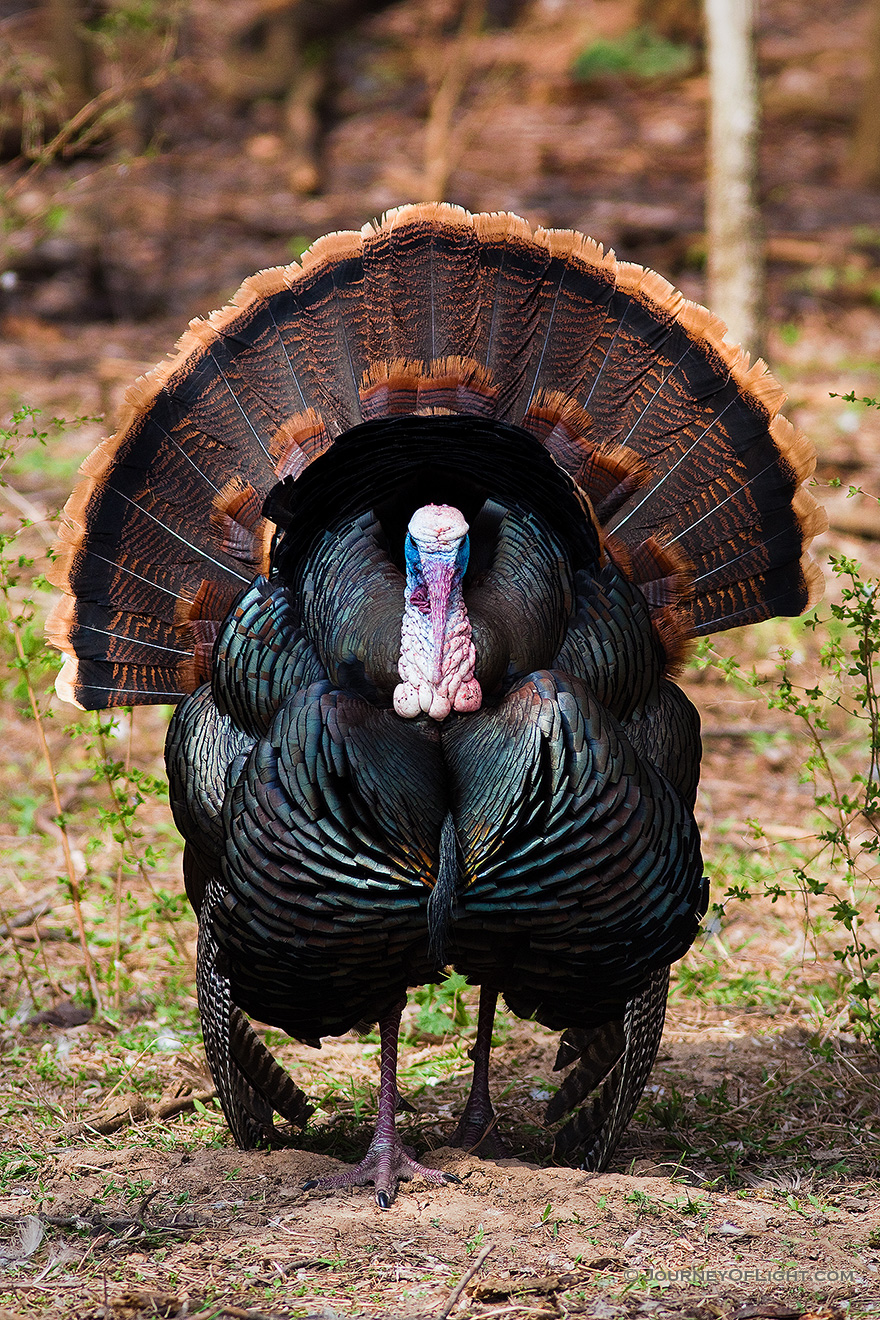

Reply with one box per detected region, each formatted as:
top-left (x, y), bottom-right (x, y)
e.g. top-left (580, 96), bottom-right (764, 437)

top-left (11, 619), bottom-right (101, 1008)
top-left (94, 712), bottom-right (193, 975)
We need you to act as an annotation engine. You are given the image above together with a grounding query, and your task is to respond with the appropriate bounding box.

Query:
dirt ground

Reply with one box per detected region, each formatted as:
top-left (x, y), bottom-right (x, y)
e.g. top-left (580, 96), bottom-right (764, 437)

top-left (3, 994), bottom-right (880, 1320)
top-left (3, 0), bottom-right (880, 1315)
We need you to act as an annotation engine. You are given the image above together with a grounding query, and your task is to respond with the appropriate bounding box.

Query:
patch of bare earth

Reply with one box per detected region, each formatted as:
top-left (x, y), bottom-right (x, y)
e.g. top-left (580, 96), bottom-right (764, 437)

top-left (2, 998), bottom-right (880, 1319)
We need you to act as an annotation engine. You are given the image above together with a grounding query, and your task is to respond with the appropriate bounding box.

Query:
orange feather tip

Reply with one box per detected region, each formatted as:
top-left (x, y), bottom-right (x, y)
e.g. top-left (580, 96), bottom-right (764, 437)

top-left (616, 262), bottom-right (685, 322)
top-left (381, 202), bottom-right (473, 233)
top-left (301, 229), bottom-right (364, 272)
top-left (58, 476), bottom-right (97, 533)
top-left (177, 641), bottom-right (216, 693)
top-left (521, 390), bottom-right (594, 444)
top-left (212, 478), bottom-right (263, 531)
top-left (176, 578), bottom-right (240, 628)
top-left (605, 532), bottom-right (695, 675)
top-left (649, 607), bottom-right (696, 678)
top-left (801, 554), bottom-right (826, 613)
top-left (45, 594), bottom-right (76, 655)
top-left (578, 446), bottom-right (651, 525)
top-left (521, 391), bottom-right (652, 524)
top-left (206, 262), bottom-right (301, 325)
top-left (271, 409), bottom-right (333, 480)
top-left (674, 299), bottom-right (790, 423)
top-left (472, 210), bottom-right (534, 245)
top-left (239, 265), bottom-right (299, 300)
top-left (175, 579), bottom-right (242, 690)
top-left (769, 413), bottom-right (818, 485)
top-left (359, 357), bottom-right (499, 421)
top-left (183, 318), bottom-right (221, 352)
top-left (78, 435), bottom-right (119, 484)
top-left (605, 532), bottom-right (694, 596)
top-left (210, 479), bottom-right (274, 576)
top-left (48, 479), bottom-right (99, 595)
top-left (45, 539), bottom-right (74, 591)
top-left (791, 484), bottom-right (829, 543)
top-left (535, 226), bottom-right (615, 273)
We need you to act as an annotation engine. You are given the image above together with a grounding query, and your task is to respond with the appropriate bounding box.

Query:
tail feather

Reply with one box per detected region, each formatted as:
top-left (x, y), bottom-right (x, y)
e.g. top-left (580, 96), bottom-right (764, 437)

top-left (229, 1005), bottom-right (313, 1131)
top-left (413, 208), bottom-right (483, 361)
top-left (551, 966), bottom-right (670, 1171)
top-left (521, 230), bottom-right (616, 411)
top-left (294, 232), bottom-right (366, 431)
top-left (49, 202), bottom-right (824, 710)
top-left (524, 234), bottom-right (618, 413)
top-left (366, 210), bottom-right (446, 364)
top-left (217, 285), bottom-right (313, 418)
top-left (471, 212), bottom-right (552, 420)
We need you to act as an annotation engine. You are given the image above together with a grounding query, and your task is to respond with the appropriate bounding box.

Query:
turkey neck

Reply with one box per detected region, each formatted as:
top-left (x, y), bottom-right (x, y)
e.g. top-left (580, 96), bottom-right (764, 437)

top-left (393, 504), bottom-right (481, 722)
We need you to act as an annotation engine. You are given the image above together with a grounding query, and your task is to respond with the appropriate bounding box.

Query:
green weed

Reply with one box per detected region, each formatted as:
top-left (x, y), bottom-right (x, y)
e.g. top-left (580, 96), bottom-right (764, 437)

top-left (407, 972), bottom-right (473, 1039)
top-left (573, 27), bottom-right (694, 81)
top-left (693, 447), bottom-right (880, 1041)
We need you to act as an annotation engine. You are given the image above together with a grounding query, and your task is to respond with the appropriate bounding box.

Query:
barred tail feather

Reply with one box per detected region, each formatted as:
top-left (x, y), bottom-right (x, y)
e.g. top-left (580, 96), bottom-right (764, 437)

top-left (50, 203), bottom-right (824, 709)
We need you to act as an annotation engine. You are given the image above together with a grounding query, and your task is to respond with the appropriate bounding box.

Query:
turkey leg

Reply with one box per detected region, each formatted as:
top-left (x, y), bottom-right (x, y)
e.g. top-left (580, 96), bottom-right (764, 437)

top-left (302, 1000), bottom-right (460, 1209)
top-left (448, 986), bottom-right (508, 1156)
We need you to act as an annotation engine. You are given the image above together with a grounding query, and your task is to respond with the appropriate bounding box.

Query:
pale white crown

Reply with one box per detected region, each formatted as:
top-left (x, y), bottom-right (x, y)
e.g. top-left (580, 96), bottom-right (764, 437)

top-left (408, 504), bottom-right (469, 552)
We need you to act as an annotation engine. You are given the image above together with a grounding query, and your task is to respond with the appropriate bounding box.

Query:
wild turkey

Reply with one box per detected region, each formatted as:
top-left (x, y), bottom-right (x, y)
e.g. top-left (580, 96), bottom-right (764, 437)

top-left (49, 203), bottom-right (824, 1206)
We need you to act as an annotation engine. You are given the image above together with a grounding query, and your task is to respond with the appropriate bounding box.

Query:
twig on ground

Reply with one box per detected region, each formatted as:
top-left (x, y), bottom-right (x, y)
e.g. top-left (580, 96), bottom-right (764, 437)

top-left (437, 1242), bottom-right (494, 1319)
top-left (59, 1088), bottom-right (217, 1138)
top-left (210, 1304), bottom-right (289, 1320)
top-left (0, 892), bottom-right (53, 936)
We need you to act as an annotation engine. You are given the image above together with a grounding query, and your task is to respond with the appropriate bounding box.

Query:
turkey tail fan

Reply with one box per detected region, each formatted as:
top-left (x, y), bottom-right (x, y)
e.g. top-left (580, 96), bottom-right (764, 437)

top-left (49, 202), bottom-right (823, 709)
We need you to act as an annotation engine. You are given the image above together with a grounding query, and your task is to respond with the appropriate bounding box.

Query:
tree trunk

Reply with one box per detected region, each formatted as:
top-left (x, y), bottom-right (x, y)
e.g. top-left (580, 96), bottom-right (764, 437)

top-left (704, 0), bottom-right (764, 353)
top-left (848, 0), bottom-right (880, 186)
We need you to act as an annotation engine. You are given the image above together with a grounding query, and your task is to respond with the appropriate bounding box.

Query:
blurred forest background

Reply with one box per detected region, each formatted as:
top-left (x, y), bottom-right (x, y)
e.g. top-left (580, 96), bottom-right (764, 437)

top-left (0, 0), bottom-right (878, 331)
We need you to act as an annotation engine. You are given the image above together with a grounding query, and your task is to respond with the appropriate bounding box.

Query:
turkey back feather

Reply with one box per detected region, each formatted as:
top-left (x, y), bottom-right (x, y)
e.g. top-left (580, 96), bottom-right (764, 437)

top-left (49, 203), bottom-right (824, 710)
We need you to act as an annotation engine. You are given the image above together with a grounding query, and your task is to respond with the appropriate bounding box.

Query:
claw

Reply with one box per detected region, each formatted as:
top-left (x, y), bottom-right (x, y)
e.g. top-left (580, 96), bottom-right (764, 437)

top-left (302, 1147), bottom-right (450, 1203)
top-left (299, 1002), bottom-right (456, 1208)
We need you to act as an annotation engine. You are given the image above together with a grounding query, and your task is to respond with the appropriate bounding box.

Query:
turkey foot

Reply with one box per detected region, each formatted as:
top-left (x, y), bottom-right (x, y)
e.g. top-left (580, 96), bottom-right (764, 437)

top-left (302, 1002), bottom-right (460, 1209)
top-left (448, 987), bottom-right (509, 1157)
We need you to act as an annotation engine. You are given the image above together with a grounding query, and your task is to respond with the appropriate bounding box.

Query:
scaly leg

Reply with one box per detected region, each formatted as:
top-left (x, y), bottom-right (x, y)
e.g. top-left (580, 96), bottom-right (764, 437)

top-left (448, 987), bottom-right (508, 1156)
top-left (302, 1000), bottom-right (460, 1209)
